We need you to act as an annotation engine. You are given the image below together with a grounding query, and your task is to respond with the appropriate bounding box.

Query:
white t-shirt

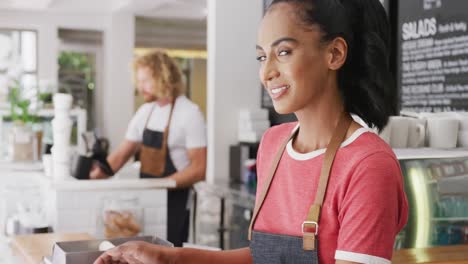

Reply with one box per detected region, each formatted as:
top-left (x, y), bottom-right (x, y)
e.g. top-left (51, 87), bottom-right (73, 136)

top-left (126, 95), bottom-right (207, 171)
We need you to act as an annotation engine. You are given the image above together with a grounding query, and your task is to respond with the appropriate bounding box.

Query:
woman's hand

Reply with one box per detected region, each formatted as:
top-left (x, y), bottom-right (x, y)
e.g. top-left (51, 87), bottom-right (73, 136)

top-left (93, 241), bottom-right (177, 264)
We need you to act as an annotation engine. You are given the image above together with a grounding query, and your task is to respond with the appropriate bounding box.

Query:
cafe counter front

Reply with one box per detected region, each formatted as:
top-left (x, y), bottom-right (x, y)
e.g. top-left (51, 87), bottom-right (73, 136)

top-left (0, 161), bottom-right (175, 242)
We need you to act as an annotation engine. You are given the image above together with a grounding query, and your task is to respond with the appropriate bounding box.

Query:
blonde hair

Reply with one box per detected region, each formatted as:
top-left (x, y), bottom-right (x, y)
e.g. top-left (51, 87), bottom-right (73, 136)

top-left (133, 50), bottom-right (185, 99)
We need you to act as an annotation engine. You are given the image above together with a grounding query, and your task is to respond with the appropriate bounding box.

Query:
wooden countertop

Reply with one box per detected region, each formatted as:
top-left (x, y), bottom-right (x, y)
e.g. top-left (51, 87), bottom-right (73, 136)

top-left (393, 245), bottom-right (468, 264)
top-left (10, 233), bottom-right (94, 264)
top-left (9, 232), bottom-right (468, 264)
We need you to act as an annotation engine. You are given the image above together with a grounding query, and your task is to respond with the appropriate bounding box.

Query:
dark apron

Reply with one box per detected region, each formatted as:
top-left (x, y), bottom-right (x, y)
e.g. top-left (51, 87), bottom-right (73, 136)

top-left (139, 100), bottom-right (189, 247)
top-left (248, 112), bottom-right (352, 263)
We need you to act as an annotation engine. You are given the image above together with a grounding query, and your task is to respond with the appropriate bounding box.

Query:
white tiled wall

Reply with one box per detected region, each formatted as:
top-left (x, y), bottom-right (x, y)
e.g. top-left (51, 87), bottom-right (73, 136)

top-left (47, 188), bottom-right (168, 239)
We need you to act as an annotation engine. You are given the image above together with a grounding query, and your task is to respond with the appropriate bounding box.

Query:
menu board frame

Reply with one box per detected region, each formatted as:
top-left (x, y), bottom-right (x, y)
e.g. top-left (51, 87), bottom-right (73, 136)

top-left (398, 0), bottom-right (468, 112)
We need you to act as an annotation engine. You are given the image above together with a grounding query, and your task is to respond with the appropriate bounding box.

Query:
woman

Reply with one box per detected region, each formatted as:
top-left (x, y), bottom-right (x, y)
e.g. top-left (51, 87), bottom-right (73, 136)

top-left (90, 50), bottom-right (207, 247)
top-left (94, 0), bottom-right (408, 263)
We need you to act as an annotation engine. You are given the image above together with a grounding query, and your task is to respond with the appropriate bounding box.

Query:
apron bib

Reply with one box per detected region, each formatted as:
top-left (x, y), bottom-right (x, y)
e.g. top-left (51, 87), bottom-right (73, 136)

top-left (248, 112), bottom-right (352, 263)
top-left (139, 100), bottom-right (189, 247)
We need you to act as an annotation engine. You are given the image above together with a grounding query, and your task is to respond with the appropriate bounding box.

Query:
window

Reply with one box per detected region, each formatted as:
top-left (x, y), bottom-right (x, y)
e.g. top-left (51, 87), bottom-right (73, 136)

top-left (0, 28), bottom-right (38, 107)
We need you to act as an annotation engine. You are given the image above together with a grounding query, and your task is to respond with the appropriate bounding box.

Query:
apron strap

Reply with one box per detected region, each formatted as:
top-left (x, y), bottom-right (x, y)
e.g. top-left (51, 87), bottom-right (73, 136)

top-left (302, 112), bottom-right (352, 250)
top-left (164, 97), bottom-right (177, 136)
top-left (144, 103), bottom-right (157, 129)
top-left (161, 98), bottom-right (177, 161)
top-left (144, 98), bottom-right (177, 132)
top-left (247, 127), bottom-right (298, 241)
top-left (247, 112), bottom-right (353, 252)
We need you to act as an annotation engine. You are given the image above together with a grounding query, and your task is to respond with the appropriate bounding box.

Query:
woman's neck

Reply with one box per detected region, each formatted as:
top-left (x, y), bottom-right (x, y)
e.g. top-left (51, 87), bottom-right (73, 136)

top-left (293, 90), bottom-right (346, 154)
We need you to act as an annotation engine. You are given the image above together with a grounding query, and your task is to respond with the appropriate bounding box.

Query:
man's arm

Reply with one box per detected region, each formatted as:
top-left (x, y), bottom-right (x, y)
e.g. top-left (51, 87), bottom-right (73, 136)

top-left (166, 147), bottom-right (206, 188)
top-left (90, 140), bottom-right (140, 179)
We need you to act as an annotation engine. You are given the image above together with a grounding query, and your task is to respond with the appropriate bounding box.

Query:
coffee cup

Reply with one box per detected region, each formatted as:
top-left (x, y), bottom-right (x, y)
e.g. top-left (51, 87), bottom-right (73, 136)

top-left (42, 154), bottom-right (53, 178)
top-left (456, 112), bottom-right (468, 131)
top-left (407, 118), bottom-right (426, 148)
top-left (427, 117), bottom-right (459, 148)
top-left (72, 155), bottom-right (93, 180)
top-left (388, 116), bottom-right (410, 148)
top-left (53, 93), bottom-right (73, 110)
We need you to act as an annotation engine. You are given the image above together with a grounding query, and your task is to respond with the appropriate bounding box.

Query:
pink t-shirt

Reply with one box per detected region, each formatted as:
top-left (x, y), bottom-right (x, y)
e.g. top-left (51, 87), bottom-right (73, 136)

top-left (253, 122), bottom-right (408, 264)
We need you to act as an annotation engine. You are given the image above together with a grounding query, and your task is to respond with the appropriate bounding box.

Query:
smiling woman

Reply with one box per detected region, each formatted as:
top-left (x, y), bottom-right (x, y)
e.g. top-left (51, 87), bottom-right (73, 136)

top-left (93, 1), bottom-right (407, 264)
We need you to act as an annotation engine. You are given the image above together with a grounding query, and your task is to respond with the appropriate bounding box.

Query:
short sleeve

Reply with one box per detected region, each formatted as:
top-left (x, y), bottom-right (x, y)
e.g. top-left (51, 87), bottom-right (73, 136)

top-left (125, 104), bottom-right (149, 142)
top-left (335, 152), bottom-right (408, 263)
top-left (184, 107), bottom-right (207, 149)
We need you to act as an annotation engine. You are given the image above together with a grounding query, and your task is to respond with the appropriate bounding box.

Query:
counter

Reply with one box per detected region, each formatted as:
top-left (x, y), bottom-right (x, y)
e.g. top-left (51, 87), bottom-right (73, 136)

top-left (0, 161), bottom-right (176, 241)
top-left (9, 233), bottom-right (94, 264)
top-left (393, 245), bottom-right (468, 263)
top-left (5, 233), bottom-right (468, 264)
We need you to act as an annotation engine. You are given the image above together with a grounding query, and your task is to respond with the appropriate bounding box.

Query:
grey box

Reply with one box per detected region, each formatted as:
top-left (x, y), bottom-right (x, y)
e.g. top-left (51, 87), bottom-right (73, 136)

top-left (51, 236), bottom-right (154, 264)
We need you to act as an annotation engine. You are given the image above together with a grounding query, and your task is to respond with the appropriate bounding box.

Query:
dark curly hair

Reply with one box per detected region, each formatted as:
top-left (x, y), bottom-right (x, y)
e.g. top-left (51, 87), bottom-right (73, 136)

top-left (269, 0), bottom-right (397, 131)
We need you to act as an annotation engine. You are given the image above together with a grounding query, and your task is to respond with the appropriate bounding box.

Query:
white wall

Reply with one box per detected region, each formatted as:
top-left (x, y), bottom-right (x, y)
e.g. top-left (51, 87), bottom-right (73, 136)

top-left (102, 12), bottom-right (135, 150)
top-left (0, 10), bottom-right (134, 150)
top-left (206, 0), bottom-right (263, 183)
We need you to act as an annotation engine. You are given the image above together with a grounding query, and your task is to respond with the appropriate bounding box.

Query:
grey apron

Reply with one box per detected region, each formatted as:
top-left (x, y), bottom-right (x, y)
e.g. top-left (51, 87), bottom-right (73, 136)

top-left (139, 100), bottom-right (190, 247)
top-left (248, 112), bottom-right (352, 264)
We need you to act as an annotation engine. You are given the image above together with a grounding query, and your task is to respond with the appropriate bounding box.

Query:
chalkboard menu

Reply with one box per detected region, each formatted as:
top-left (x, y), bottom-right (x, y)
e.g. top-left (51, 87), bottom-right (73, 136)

top-left (399, 0), bottom-right (468, 112)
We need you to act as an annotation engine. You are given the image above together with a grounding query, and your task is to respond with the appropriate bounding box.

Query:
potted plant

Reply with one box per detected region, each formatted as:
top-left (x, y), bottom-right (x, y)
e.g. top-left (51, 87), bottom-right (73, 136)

top-left (6, 79), bottom-right (42, 161)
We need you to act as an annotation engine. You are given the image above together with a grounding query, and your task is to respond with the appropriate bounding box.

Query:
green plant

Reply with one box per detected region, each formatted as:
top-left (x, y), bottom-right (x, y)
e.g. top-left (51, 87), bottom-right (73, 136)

top-left (7, 80), bottom-right (40, 124)
top-left (58, 51), bottom-right (95, 89)
top-left (38, 91), bottom-right (53, 104)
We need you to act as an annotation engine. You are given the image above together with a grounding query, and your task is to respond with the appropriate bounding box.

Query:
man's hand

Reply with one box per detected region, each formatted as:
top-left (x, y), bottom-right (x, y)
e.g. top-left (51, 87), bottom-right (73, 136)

top-left (89, 140), bottom-right (140, 180)
top-left (89, 164), bottom-right (109, 179)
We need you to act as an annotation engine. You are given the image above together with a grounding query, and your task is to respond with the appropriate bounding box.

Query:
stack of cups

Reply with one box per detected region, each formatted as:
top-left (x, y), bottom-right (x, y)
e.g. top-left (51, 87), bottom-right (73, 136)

top-left (457, 113), bottom-right (468, 148)
top-left (52, 93), bottom-right (73, 181)
top-left (379, 116), bottom-right (426, 148)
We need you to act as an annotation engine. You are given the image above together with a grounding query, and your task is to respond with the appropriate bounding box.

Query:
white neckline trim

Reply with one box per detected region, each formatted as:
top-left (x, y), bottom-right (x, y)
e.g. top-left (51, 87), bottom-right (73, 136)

top-left (286, 125), bottom-right (372, 161)
top-left (335, 250), bottom-right (391, 264)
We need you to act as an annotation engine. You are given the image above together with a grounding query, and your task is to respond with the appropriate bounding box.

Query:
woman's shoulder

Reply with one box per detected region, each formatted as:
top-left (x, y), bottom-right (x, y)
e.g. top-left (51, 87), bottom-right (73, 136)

top-left (351, 130), bottom-right (395, 155)
top-left (343, 130), bottom-right (399, 170)
top-left (262, 122), bottom-right (298, 141)
top-left (259, 122), bottom-right (298, 153)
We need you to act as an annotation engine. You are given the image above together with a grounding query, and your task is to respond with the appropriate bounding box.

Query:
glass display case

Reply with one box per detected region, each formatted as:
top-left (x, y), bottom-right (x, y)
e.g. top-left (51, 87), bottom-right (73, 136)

top-left (396, 148), bottom-right (468, 249)
top-left (192, 182), bottom-right (255, 250)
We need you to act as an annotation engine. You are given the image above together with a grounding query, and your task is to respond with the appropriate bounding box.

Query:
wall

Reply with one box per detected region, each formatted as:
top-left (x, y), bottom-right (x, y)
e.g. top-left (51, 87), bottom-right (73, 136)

top-left (190, 58), bottom-right (207, 117)
top-left (206, 0), bottom-right (263, 183)
top-left (0, 10), bottom-right (134, 151)
top-left (101, 13), bottom-right (134, 150)
top-left (135, 17), bottom-right (206, 50)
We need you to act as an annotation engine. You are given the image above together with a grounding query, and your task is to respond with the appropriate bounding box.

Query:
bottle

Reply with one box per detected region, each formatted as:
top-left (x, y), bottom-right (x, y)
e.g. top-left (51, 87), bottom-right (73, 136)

top-left (246, 161), bottom-right (257, 192)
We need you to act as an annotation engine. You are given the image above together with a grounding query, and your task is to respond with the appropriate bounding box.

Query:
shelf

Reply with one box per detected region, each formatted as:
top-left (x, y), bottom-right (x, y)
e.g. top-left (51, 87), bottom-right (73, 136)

top-left (432, 217), bottom-right (468, 222)
top-left (395, 148), bottom-right (468, 160)
top-left (426, 175), bottom-right (468, 185)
